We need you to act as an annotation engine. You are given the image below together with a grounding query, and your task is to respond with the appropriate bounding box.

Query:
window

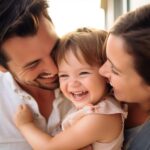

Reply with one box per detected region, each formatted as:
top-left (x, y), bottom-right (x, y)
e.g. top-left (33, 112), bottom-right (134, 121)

top-left (48, 0), bottom-right (105, 36)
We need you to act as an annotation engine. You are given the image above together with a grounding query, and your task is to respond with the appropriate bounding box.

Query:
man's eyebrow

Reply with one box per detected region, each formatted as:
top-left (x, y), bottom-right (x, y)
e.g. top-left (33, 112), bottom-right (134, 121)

top-left (23, 59), bottom-right (40, 68)
top-left (107, 58), bottom-right (121, 73)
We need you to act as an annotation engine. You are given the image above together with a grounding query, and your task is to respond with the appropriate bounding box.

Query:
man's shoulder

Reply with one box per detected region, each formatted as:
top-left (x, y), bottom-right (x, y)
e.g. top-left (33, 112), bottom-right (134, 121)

top-left (0, 72), bottom-right (14, 88)
top-left (0, 72), bottom-right (18, 100)
top-left (0, 72), bottom-right (10, 85)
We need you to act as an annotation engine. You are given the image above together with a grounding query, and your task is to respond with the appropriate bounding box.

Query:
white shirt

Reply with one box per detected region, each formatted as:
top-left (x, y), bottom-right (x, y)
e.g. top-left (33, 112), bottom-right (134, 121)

top-left (0, 72), bottom-right (73, 150)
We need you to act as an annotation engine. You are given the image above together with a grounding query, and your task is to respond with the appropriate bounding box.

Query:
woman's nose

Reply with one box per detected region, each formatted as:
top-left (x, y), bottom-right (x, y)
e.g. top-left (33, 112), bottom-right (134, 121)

top-left (99, 61), bottom-right (110, 78)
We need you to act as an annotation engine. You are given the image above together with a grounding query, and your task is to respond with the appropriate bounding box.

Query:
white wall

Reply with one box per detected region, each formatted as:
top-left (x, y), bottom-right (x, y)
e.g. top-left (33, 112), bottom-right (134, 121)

top-left (129, 0), bottom-right (150, 10)
top-left (48, 0), bottom-right (105, 36)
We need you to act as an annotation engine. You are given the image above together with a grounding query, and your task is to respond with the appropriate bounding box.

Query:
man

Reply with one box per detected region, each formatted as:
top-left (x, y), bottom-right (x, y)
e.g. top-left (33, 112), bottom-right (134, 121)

top-left (0, 0), bottom-right (73, 149)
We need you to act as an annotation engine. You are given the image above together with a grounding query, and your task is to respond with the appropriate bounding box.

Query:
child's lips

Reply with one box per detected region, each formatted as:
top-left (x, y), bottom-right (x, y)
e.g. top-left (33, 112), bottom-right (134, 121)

top-left (70, 91), bottom-right (89, 101)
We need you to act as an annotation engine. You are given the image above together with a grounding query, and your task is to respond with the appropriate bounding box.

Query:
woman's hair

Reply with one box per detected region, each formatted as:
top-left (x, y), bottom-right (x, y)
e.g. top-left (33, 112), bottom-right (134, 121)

top-left (109, 4), bottom-right (150, 85)
top-left (56, 27), bottom-right (107, 67)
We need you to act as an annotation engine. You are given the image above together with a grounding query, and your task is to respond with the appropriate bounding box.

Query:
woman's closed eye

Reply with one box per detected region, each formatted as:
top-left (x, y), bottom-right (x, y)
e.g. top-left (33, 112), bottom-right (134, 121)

top-left (111, 66), bottom-right (119, 75)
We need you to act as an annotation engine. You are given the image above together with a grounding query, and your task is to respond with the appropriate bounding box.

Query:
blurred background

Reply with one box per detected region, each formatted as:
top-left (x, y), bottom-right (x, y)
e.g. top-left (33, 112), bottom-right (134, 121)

top-left (47, 0), bottom-right (150, 36)
top-left (0, 0), bottom-right (149, 71)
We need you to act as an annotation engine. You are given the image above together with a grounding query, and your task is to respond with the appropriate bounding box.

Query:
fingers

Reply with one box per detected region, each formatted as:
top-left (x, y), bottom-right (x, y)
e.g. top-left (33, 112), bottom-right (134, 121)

top-left (17, 104), bottom-right (24, 112)
top-left (19, 104), bottom-right (28, 109)
top-left (17, 104), bottom-right (30, 112)
top-left (14, 104), bottom-right (34, 128)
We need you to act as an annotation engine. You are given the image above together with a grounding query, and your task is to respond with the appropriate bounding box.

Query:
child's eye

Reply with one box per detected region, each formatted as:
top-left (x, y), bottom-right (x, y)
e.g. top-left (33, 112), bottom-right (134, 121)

top-left (79, 72), bottom-right (90, 75)
top-left (59, 74), bottom-right (69, 79)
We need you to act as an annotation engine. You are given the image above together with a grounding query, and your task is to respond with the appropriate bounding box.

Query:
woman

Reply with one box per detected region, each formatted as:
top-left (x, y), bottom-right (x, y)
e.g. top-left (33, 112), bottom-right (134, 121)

top-left (99, 4), bottom-right (150, 150)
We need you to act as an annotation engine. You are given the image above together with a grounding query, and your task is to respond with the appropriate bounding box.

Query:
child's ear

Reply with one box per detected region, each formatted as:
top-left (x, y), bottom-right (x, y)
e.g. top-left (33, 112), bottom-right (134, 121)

top-left (0, 65), bottom-right (7, 72)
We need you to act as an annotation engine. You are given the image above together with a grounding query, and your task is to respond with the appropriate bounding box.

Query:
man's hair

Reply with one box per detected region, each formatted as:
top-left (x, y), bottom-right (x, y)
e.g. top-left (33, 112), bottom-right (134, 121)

top-left (0, 0), bottom-right (52, 68)
top-left (109, 4), bottom-right (150, 85)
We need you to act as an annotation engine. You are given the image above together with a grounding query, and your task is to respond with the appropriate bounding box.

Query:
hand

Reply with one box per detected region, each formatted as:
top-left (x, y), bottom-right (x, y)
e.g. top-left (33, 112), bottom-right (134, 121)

top-left (14, 104), bottom-right (33, 129)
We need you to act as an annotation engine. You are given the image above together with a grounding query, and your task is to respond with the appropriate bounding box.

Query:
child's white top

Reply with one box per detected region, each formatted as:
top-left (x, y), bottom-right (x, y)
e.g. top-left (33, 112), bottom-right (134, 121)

top-left (62, 97), bottom-right (127, 150)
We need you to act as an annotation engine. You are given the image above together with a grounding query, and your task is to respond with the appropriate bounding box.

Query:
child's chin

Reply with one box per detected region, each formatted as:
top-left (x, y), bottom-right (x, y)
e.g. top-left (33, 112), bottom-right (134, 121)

top-left (75, 104), bottom-right (84, 109)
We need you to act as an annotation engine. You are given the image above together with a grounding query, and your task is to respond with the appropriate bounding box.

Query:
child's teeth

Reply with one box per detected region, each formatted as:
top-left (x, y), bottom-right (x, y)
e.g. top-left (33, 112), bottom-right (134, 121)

top-left (72, 91), bottom-right (87, 96)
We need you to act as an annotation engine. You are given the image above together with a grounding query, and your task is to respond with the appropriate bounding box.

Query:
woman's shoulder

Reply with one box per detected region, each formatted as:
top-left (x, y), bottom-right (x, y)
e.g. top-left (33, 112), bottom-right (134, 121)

top-left (124, 119), bottom-right (150, 149)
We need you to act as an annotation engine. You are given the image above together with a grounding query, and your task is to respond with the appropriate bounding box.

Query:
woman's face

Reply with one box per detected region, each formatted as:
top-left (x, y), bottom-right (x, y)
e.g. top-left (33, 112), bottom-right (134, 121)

top-left (99, 34), bottom-right (150, 105)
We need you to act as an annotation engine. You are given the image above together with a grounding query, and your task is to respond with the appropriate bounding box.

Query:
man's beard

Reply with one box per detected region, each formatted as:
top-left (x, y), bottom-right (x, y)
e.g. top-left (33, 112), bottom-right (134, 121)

top-left (14, 74), bottom-right (59, 91)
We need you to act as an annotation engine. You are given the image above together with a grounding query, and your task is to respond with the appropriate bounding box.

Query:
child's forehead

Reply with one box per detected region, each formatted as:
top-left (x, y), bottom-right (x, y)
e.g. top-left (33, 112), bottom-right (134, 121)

top-left (60, 49), bottom-right (86, 63)
top-left (58, 52), bottom-right (101, 71)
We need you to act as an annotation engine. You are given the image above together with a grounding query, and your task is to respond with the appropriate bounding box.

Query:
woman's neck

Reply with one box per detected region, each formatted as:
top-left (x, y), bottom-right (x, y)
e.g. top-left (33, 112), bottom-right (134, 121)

top-left (125, 103), bottom-right (149, 128)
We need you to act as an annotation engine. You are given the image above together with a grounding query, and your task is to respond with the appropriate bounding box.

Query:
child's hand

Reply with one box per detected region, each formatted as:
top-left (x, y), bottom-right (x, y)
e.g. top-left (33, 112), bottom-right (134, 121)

top-left (14, 104), bottom-right (33, 129)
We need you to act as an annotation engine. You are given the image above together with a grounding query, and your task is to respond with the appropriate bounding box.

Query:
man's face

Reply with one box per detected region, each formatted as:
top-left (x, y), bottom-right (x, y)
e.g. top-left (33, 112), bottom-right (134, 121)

top-left (2, 16), bottom-right (59, 91)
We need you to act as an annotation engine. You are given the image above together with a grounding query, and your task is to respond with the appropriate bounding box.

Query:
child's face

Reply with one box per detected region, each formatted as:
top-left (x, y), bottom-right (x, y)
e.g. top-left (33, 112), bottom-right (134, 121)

top-left (58, 50), bottom-right (107, 109)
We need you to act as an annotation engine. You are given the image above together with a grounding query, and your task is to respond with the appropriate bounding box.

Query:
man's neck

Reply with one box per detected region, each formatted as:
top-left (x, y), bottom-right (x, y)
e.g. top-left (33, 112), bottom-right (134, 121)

top-left (19, 84), bottom-right (55, 121)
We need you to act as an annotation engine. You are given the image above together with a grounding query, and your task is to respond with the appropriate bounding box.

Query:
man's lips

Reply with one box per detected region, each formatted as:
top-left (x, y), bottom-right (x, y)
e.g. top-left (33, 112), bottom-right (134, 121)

top-left (38, 74), bottom-right (58, 83)
top-left (38, 73), bottom-right (57, 78)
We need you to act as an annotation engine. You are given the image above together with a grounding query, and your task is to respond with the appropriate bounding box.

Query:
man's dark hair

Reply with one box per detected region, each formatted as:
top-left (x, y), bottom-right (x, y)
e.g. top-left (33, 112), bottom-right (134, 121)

top-left (0, 0), bottom-right (52, 68)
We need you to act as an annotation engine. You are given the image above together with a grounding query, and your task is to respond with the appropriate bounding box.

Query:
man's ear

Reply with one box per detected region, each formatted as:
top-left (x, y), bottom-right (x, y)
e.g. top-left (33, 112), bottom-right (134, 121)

top-left (0, 65), bottom-right (7, 72)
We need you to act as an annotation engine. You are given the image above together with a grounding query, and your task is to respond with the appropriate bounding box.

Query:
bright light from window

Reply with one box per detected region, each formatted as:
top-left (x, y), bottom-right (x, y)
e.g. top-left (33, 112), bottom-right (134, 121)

top-left (48, 0), bottom-right (105, 36)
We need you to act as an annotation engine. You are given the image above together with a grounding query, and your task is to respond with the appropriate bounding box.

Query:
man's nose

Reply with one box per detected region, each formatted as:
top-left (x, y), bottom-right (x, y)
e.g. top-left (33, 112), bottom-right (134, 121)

top-left (42, 57), bottom-right (58, 75)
